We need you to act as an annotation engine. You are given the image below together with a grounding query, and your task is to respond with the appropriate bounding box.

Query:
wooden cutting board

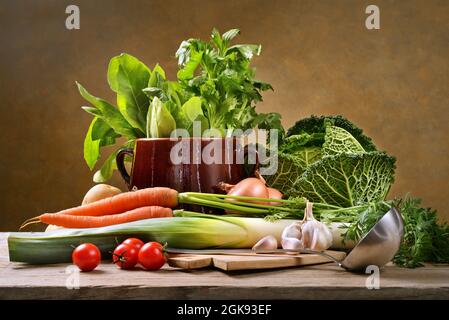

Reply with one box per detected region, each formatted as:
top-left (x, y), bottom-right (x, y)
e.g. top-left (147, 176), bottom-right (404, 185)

top-left (167, 250), bottom-right (347, 271)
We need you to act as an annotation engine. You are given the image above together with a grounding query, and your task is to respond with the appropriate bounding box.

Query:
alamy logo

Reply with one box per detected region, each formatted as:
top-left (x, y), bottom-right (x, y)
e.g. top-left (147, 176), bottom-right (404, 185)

top-left (65, 5), bottom-right (80, 30)
top-left (65, 265), bottom-right (80, 289)
top-left (365, 265), bottom-right (380, 289)
top-left (365, 5), bottom-right (380, 30)
top-left (168, 124), bottom-right (279, 176)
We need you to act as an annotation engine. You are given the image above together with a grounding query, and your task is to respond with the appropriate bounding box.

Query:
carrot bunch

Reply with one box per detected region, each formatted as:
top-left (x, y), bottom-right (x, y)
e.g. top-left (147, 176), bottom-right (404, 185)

top-left (21, 187), bottom-right (179, 229)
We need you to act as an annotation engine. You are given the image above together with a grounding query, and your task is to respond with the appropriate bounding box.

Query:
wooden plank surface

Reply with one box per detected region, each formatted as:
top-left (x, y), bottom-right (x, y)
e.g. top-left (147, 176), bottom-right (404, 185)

top-left (168, 251), bottom-right (347, 271)
top-left (1, 233), bottom-right (449, 299)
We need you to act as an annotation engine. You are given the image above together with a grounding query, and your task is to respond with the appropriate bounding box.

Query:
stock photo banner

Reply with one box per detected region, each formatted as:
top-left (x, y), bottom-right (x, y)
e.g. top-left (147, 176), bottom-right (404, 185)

top-left (0, 0), bottom-right (448, 312)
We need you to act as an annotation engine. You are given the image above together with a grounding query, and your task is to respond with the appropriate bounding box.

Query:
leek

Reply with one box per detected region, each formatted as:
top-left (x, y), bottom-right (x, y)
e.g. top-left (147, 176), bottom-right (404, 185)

top-left (8, 211), bottom-right (296, 264)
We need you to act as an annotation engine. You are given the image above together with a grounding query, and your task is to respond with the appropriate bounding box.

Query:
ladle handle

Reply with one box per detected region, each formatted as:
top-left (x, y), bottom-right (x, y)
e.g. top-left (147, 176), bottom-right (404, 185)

top-left (297, 248), bottom-right (343, 267)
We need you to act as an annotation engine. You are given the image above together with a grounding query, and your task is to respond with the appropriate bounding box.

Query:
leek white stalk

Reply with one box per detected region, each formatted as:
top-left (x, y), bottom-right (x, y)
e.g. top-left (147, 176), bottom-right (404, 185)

top-left (8, 211), bottom-right (297, 264)
top-left (328, 222), bottom-right (356, 249)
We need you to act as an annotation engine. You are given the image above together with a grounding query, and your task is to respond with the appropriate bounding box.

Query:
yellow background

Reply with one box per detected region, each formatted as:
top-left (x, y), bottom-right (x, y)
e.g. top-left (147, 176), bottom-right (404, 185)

top-left (0, 0), bottom-right (448, 230)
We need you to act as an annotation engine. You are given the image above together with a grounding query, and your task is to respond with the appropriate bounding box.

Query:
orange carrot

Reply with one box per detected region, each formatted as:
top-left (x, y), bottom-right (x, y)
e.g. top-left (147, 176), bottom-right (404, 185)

top-left (52, 187), bottom-right (178, 217)
top-left (34, 206), bottom-right (173, 228)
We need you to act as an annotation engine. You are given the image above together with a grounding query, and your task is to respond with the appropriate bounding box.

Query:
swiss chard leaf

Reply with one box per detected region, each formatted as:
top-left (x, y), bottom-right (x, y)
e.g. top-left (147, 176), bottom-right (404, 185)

top-left (107, 53), bottom-right (151, 133)
top-left (175, 96), bottom-right (208, 135)
top-left (84, 118), bottom-right (101, 170)
top-left (93, 149), bottom-right (119, 183)
top-left (81, 106), bottom-right (102, 117)
top-left (148, 63), bottom-right (166, 88)
top-left (77, 82), bottom-right (138, 139)
top-left (83, 117), bottom-right (121, 170)
top-left (91, 117), bottom-right (114, 140)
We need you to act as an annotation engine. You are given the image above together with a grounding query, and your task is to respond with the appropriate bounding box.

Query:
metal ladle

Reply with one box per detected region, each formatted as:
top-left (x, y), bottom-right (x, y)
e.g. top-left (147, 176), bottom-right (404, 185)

top-left (291, 207), bottom-right (404, 271)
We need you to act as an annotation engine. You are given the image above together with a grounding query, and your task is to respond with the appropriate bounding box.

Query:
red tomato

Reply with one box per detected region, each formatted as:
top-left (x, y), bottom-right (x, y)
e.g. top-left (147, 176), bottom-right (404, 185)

top-left (72, 243), bottom-right (101, 272)
top-left (122, 238), bottom-right (145, 251)
top-left (144, 241), bottom-right (164, 251)
top-left (112, 243), bottom-right (139, 269)
top-left (138, 243), bottom-right (166, 270)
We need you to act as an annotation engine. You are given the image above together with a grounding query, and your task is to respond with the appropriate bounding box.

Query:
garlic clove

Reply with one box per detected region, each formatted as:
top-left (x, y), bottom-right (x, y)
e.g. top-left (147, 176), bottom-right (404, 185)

top-left (281, 222), bottom-right (304, 251)
top-left (281, 221), bottom-right (302, 239)
top-left (281, 237), bottom-right (304, 251)
top-left (301, 220), bottom-right (333, 251)
top-left (252, 235), bottom-right (278, 250)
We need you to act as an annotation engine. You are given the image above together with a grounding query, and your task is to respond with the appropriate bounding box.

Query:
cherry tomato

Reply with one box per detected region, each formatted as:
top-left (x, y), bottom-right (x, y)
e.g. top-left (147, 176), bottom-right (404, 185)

top-left (144, 241), bottom-right (164, 251)
top-left (72, 243), bottom-right (101, 272)
top-left (112, 243), bottom-right (139, 269)
top-left (122, 238), bottom-right (145, 251)
top-left (138, 243), bottom-right (166, 270)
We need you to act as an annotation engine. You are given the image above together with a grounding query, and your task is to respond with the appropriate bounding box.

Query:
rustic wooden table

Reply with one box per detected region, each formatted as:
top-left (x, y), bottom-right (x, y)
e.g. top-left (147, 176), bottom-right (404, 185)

top-left (1, 233), bottom-right (448, 299)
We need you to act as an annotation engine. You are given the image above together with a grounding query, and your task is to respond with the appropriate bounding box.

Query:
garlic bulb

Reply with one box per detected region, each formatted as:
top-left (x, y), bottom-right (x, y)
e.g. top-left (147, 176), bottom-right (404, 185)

top-left (281, 201), bottom-right (333, 252)
top-left (252, 235), bottom-right (278, 250)
top-left (300, 201), bottom-right (333, 251)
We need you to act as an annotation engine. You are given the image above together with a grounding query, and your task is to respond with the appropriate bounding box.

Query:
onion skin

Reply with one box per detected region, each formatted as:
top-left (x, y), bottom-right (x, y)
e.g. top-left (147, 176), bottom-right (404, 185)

top-left (222, 178), bottom-right (284, 213)
top-left (267, 187), bottom-right (283, 205)
top-left (225, 178), bottom-right (269, 213)
top-left (227, 178), bottom-right (269, 201)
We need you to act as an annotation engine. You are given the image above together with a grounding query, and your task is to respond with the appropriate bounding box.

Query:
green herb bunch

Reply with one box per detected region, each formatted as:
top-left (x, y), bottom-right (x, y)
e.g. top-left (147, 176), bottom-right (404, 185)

top-left (315, 195), bottom-right (449, 268)
top-left (77, 28), bottom-right (284, 182)
top-left (175, 28), bottom-right (283, 134)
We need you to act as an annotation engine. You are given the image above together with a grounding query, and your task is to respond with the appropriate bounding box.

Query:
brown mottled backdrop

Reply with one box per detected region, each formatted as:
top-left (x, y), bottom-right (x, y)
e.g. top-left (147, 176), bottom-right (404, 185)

top-left (0, 0), bottom-right (448, 231)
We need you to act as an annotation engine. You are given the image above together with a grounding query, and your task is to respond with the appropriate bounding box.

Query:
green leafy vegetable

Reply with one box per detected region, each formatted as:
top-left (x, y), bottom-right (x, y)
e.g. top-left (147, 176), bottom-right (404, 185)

top-left (287, 115), bottom-right (377, 152)
top-left (83, 117), bottom-right (120, 170)
top-left (147, 97), bottom-right (177, 138)
top-left (324, 196), bottom-right (449, 268)
top-left (77, 82), bottom-right (138, 139)
top-left (266, 115), bottom-right (394, 202)
top-left (81, 106), bottom-right (102, 117)
top-left (83, 117), bottom-right (102, 170)
top-left (297, 152), bottom-right (396, 207)
top-left (78, 28), bottom-right (284, 182)
top-left (393, 196), bottom-right (449, 267)
top-left (322, 125), bottom-right (365, 155)
top-left (93, 149), bottom-right (119, 183)
top-left (107, 53), bottom-right (151, 134)
top-left (176, 96), bottom-right (208, 135)
top-left (266, 148), bottom-right (321, 195)
top-left (175, 28), bottom-right (281, 133)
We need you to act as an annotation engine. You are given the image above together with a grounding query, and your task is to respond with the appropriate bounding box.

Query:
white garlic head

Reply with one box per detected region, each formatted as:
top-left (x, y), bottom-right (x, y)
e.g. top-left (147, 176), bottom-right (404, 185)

top-left (281, 201), bottom-right (333, 252)
top-left (300, 201), bottom-right (333, 251)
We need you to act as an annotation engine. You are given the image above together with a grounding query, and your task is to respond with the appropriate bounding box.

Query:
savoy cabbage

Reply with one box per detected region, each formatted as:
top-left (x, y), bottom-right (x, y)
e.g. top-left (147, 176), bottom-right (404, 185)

top-left (266, 115), bottom-right (396, 206)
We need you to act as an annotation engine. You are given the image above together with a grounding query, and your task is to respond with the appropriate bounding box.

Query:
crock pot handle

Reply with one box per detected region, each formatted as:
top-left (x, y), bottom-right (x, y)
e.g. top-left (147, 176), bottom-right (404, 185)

top-left (116, 148), bottom-right (134, 187)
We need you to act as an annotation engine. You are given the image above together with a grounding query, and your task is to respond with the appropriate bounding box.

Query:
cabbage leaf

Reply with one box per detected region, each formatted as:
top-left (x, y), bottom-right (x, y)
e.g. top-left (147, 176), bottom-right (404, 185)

top-left (296, 152), bottom-right (396, 207)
